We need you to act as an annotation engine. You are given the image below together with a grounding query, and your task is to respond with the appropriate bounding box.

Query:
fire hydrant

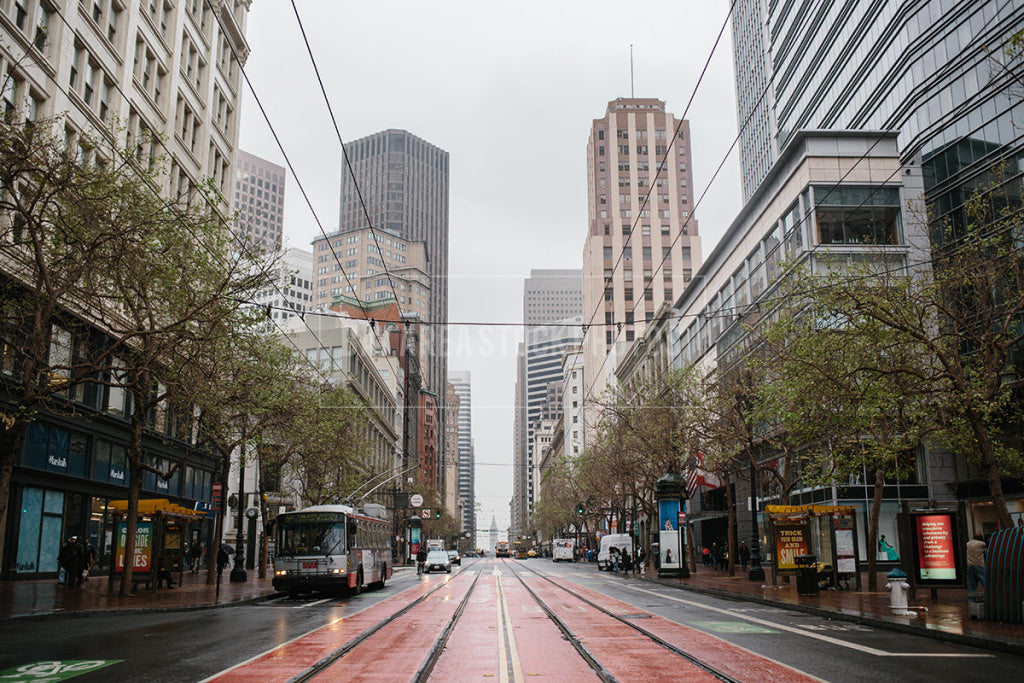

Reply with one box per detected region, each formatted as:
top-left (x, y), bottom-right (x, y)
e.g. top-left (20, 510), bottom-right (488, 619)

top-left (886, 568), bottom-right (914, 616)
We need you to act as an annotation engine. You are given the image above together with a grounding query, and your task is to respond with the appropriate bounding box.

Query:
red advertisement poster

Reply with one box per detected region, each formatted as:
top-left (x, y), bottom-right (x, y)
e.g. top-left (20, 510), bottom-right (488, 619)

top-left (915, 514), bottom-right (956, 581)
top-left (774, 524), bottom-right (809, 570)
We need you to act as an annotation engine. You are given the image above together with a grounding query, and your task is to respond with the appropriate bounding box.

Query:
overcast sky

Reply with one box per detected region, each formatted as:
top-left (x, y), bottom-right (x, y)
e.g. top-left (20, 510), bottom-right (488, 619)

top-left (238, 2), bottom-right (742, 539)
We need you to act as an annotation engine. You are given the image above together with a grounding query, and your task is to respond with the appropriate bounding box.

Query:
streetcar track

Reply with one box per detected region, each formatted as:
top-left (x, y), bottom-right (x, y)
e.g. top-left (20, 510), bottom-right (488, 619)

top-left (503, 559), bottom-right (742, 683)
top-left (413, 569), bottom-right (484, 682)
top-left (288, 569), bottom-right (482, 683)
top-left (503, 562), bottom-right (616, 683)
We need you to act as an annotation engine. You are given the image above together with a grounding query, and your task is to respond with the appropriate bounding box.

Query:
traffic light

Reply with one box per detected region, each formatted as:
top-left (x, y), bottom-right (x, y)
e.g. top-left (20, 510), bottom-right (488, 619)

top-left (576, 502), bottom-right (586, 515)
top-left (434, 509), bottom-right (442, 519)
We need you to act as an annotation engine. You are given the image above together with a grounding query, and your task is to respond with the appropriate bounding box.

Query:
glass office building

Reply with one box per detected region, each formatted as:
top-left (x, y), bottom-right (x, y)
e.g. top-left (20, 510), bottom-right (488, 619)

top-left (733, 0), bottom-right (1024, 244)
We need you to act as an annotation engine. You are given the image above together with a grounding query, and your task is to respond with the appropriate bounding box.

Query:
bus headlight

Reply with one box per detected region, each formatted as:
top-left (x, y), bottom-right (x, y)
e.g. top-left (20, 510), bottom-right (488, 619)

top-left (275, 570), bottom-right (288, 576)
top-left (332, 569), bottom-right (342, 574)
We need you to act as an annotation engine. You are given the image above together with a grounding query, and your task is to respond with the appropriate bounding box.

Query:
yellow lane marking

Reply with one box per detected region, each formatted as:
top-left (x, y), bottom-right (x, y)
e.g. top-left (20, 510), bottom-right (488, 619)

top-left (494, 570), bottom-right (525, 683)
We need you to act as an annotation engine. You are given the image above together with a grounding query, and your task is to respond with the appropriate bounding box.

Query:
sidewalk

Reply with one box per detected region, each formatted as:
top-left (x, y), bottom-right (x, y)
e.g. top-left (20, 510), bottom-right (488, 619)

top-left (637, 564), bottom-right (1024, 657)
top-left (0, 568), bottom-right (279, 622)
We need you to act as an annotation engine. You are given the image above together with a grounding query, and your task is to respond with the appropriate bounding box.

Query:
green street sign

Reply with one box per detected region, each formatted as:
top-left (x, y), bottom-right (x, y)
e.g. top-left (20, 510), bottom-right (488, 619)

top-left (0, 661), bottom-right (121, 682)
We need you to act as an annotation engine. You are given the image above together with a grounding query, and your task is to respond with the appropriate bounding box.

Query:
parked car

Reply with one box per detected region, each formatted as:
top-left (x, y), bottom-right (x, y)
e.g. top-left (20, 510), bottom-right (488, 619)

top-left (424, 550), bottom-right (452, 574)
top-left (448, 550), bottom-right (461, 565)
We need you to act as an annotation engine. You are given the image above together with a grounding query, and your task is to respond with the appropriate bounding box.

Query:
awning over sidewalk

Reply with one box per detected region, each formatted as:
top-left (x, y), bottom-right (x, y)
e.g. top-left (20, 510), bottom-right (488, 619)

top-left (108, 499), bottom-right (205, 519)
top-left (765, 504), bottom-right (857, 517)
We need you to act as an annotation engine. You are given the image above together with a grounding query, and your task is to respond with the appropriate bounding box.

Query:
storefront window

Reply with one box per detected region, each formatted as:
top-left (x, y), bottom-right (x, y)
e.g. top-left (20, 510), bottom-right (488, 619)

top-left (15, 488), bottom-right (64, 575)
top-left (23, 422), bottom-right (88, 477)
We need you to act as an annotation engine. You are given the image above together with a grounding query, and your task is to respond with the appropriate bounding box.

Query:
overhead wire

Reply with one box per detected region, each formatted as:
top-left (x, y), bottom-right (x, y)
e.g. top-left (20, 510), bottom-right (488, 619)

top-left (203, 0), bottom-right (405, 386)
top-left (288, 0), bottom-right (409, 316)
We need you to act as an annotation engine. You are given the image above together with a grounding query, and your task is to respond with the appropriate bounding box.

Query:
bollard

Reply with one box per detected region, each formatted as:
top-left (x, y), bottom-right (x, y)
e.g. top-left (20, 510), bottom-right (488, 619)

top-left (885, 568), bottom-right (915, 616)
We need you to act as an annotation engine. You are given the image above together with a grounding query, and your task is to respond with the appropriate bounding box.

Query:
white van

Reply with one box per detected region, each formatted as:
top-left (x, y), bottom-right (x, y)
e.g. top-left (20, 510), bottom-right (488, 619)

top-left (597, 534), bottom-right (634, 570)
top-left (553, 539), bottom-right (575, 562)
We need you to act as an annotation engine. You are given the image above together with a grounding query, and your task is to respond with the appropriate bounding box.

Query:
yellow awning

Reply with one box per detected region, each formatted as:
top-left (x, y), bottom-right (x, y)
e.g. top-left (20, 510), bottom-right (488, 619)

top-left (765, 504), bottom-right (857, 516)
top-left (108, 499), bottom-right (204, 518)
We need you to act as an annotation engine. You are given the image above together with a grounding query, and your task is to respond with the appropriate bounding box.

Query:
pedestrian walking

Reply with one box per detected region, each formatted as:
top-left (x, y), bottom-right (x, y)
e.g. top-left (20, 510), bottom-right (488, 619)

top-left (966, 533), bottom-right (986, 597)
top-left (217, 545), bottom-right (230, 578)
top-left (702, 546), bottom-right (711, 567)
top-left (416, 546), bottom-right (427, 576)
top-left (636, 546), bottom-right (645, 574)
top-left (621, 549), bottom-right (632, 578)
top-left (710, 543), bottom-right (720, 570)
top-left (57, 537), bottom-right (77, 586)
top-left (739, 542), bottom-right (750, 571)
top-left (189, 543), bottom-right (203, 573)
top-left (83, 538), bottom-right (96, 581)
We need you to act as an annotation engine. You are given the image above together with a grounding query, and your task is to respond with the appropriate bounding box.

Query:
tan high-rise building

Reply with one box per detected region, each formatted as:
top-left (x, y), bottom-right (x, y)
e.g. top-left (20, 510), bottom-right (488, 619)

top-left (311, 226), bottom-right (431, 326)
top-left (582, 98), bottom-right (701, 403)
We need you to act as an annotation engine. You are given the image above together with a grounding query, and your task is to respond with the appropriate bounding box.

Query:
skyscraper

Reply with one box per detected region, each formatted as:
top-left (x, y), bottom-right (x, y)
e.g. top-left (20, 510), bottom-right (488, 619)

top-left (731, 0), bottom-right (1024, 239)
top-left (581, 98), bottom-right (701, 401)
top-left (448, 370), bottom-right (475, 536)
top-left (523, 269), bottom-right (583, 325)
top-left (232, 150), bottom-right (285, 253)
top-left (338, 129), bottom-right (450, 461)
top-left (512, 317), bottom-right (582, 536)
top-left (512, 271), bottom-right (583, 536)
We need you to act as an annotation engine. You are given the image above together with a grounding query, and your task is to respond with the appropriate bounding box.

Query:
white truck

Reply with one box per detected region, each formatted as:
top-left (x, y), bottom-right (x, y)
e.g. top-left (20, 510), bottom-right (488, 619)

top-left (597, 534), bottom-right (634, 571)
top-left (553, 539), bottom-right (575, 562)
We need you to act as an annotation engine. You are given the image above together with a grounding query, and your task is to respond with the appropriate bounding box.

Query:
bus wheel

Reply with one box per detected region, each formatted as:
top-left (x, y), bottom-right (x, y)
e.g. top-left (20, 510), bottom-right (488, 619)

top-left (374, 565), bottom-right (387, 590)
top-left (352, 568), bottom-right (364, 596)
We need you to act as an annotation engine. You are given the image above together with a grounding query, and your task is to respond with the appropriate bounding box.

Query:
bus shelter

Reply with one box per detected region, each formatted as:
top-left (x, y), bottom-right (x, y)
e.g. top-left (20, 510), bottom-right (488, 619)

top-left (766, 504), bottom-right (861, 591)
top-left (106, 499), bottom-right (207, 592)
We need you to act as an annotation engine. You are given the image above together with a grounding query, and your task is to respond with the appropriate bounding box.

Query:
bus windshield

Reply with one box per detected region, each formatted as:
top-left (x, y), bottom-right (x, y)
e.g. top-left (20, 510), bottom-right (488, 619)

top-left (277, 513), bottom-right (346, 557)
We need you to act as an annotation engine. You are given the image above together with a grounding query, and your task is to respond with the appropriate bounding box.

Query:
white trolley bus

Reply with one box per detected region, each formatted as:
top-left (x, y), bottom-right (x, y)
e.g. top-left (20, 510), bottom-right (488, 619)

top-left (272, 503), bottom-right (391, 596)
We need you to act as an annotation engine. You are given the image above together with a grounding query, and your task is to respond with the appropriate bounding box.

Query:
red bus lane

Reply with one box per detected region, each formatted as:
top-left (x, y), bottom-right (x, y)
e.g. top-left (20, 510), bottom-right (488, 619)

top-left (433, 569), bottom-right (599, 681)
top-left (550, 578), bottom-right (822, 683)
top-left (312, 574), bottom-right (471, 681)
top-left (522, 574), bottom-right (721, 682)
top-left (207, 579), bottom-right (443, 683)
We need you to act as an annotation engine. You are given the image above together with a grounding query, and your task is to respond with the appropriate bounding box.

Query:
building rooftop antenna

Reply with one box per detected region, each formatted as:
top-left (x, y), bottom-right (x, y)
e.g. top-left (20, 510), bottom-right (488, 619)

top-left (630, 44), bottom-right (635, 98)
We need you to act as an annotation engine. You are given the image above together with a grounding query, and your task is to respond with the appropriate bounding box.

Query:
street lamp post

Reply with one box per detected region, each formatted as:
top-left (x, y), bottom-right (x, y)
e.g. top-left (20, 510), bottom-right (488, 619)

top-left (230, 443), bottom-right (247, 583)
top-left (748, 457), bottom-right (766, 581)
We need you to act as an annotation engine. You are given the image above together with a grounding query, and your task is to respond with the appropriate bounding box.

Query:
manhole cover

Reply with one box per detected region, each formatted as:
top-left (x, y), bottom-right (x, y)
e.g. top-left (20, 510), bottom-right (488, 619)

top-left (619, 613), bottom-right (652, 619)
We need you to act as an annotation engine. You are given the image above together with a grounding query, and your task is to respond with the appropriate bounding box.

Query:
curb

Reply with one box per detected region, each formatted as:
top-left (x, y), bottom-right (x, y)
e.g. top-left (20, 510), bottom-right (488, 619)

top-left (0, 590), bottom-right (283, 624)
top-left (640, 575), bottom-right (1024, 658)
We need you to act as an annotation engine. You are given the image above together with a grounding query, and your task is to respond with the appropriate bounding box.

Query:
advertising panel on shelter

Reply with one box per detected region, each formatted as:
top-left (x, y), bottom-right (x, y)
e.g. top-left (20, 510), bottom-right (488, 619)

top-left (115, 522), bottom-right (153, 572)
top-left (913, 512), bottom-right (959, 584)
top-left (774, 523), bottom-right (810, 570)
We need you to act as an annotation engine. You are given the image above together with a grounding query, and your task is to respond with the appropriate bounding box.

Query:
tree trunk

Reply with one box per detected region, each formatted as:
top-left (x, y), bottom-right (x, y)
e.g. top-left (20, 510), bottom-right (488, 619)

top-left (258, 492), bottom-right (270, 579)
top-left (781, 445), bottom-right (793, 506)
top-left (867, 467), bottom-right (884, 592)
top-left (969, 410), bottom-right (1014, 528)
top-left (119, 449), bottom-right (144, 596)
top-left (0, 421), bottom-right (29, 572)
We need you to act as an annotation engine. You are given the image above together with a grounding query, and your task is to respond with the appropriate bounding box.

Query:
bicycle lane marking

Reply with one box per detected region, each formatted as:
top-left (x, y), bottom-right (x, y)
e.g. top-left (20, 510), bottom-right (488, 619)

top-left (619, 584), bottom-right (993, 658)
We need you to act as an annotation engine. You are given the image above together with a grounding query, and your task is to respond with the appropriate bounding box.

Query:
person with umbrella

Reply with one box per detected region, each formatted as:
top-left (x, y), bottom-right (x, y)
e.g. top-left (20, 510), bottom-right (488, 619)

top-left (217, 544), bottom-right (232, 578)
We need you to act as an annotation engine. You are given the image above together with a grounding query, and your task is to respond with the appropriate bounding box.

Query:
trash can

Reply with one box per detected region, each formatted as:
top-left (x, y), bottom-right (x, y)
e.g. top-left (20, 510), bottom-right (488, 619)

top-left (795, 554), bottom-right (819, 597)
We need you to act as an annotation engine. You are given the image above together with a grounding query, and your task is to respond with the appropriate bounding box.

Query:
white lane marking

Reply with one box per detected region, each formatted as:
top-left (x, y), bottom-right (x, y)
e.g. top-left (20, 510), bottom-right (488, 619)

top-left (293, 597), bottom-right (332, 609)
top-left (621, 584), bottom-right (993, 658)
